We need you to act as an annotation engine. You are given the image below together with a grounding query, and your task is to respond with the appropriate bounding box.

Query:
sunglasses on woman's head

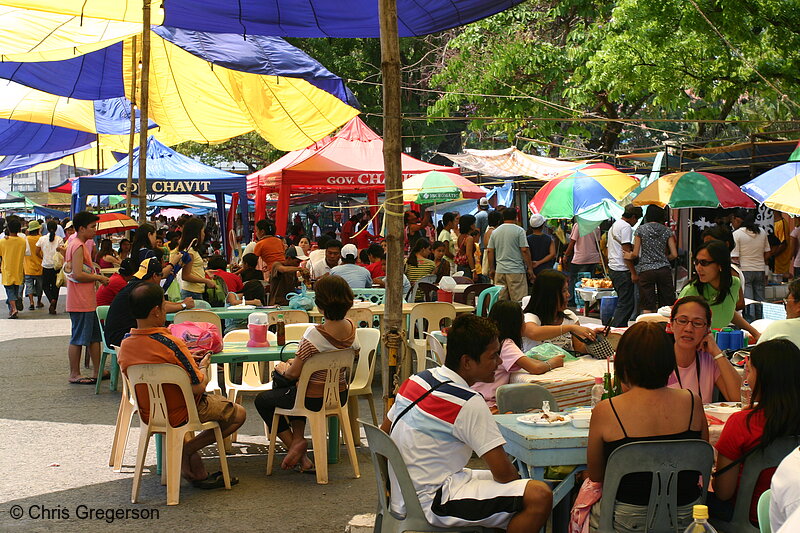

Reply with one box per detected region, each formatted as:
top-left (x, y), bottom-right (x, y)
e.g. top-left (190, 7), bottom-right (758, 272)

top-left (692, 259), bottom-right (715, 267)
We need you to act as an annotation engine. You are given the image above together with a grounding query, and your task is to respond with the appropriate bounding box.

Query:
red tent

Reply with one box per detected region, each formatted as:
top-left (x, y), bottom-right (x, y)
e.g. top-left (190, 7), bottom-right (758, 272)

top-left (247, 116), bottom-right (460, 235)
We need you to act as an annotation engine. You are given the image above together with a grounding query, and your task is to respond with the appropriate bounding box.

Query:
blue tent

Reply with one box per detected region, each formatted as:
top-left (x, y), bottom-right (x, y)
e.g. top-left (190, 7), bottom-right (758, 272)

top-left (73, 137), bottom-right (250, 250)
top-left (162, 0), bottom-right (524, 38)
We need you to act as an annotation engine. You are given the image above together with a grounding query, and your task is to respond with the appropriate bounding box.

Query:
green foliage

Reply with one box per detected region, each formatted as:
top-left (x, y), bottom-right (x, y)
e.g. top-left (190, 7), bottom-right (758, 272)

top-left (173, 132), bottom-right (281, 173)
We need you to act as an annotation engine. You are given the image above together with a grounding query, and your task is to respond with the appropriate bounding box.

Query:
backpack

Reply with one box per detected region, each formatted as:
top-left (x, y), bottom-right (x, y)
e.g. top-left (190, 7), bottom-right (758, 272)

top-left (204, 274), bottom-right (228, 308)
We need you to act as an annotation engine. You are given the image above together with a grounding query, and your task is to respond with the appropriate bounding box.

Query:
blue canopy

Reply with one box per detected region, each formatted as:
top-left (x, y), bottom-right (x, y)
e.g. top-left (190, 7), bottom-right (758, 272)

top-left (0, 28), bottom-right (356, 106)
top-left (162, 0), bottom-right (525, 38)
top-left (0, 121), bottom-right (95, 157)
top-left (0, 144), bottom-right (94, 177)
top-left (74, 136), bottom-right (250, 248)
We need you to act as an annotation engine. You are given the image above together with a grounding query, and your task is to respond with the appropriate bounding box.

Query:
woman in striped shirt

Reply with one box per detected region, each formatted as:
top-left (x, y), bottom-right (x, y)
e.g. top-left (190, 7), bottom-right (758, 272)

top-left (405, 238), bottom-right (436, 300)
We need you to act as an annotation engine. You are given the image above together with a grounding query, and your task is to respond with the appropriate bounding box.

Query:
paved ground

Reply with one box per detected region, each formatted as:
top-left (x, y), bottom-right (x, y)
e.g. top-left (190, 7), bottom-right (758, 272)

top-left (0, 291), bottom-right (383, 532)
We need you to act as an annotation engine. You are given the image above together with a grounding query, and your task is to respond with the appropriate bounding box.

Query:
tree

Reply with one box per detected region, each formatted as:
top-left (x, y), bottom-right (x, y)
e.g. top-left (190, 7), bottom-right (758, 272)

top-left (174, 132), bottom-right (281, 173)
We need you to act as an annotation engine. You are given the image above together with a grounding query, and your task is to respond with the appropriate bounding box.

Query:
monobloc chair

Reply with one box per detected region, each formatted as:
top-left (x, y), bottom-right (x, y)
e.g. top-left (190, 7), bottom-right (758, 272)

top-left (127, 363), bottom-right (233, 505)
top-left (349, 328), bottom-right (381, 425)
top-left (475, 286), bottom-right (503, 316)
top-left (451, 276), bottom-right (473, 284)
top-left (710, 437), bottom-right (799, 533)
top-left (757, 489), bottom-right (771, 533)
top-left (193, 299), bottom-right (212, 309)
top-left (174, 309), bottom-right (223, 395)
top-left (360, 420), bottom-right (490, 533)
top-left (352, 288), bottom-right (386, 304)
top-left (109, 355), bottom-right (137, 472)
top-left (408, 303), bottom-right (456, 373)
top-left (284, 322), bottom-right (316, 341)
top-left (347, 307), bottom-right (377, 328)
top-left (495, 383), bottom-right (558, 414)
top-left (460, 283), bottom-right (492, 306)
top-left (425, 333), bottom-right (445, 366)
top-left (267, 309), bottom-right (310, 326)
top-left (266, 349), bottom-right (360, 484)
top-left (416, 282), bottom-right (439, 302)
top-left (95, 305), bottom-right (120, 394)
top-left (596, 439), bottom-right (714, 533)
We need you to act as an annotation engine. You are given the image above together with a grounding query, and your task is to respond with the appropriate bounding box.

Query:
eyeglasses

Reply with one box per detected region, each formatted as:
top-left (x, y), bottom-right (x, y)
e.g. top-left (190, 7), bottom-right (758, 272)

top-left (692, 259), bottom-right (716, 267)
top-left (672, 317), bottom-right (708, 329)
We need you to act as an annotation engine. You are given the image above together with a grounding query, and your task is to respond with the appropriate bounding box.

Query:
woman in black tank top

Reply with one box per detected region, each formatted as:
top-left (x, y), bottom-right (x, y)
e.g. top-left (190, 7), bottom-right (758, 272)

top-left (584, 322), bottom-right (709, 531)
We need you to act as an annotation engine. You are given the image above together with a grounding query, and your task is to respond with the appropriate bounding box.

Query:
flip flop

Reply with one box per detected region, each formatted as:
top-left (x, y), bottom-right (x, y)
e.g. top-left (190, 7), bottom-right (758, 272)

top-left (191, 471), bottom-right (238, 489)
top-left (293, 464), bottom-right (316, 475)
top-left (69, 377), bottom-right (96, 385)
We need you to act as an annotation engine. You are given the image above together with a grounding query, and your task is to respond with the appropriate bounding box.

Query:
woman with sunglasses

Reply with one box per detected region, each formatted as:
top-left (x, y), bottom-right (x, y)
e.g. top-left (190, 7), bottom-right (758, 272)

top-left (667, 296), bottom-right (742, 402)
top-left (679, 240), bottom-right (760, 341)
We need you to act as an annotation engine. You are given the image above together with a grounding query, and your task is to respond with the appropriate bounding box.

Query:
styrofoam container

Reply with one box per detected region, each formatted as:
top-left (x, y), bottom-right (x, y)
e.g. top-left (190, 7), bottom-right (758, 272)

top-left (571, 409), bottom-right (592, 428)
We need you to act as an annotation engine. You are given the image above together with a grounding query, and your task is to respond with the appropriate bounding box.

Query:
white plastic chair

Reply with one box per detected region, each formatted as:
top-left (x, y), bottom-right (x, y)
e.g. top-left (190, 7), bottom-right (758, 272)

top-left (126, 363), bottom-right (233, 505)
top-left (109, 355), bottom-right (137, 472)
top-left (284, 322), bottom-right (316, 342)
top-left (347, 307), bottom-right (376, 328)
top-left (267, 309), bottom-right (310, 326)
top-left (174, 309), bottom-right (223, 395)
top-left (266, 349), bottom-right (360, 485)
top-left (408, 303), bottom-right (455, 373)
top-left (635, 313), bottom-right (669, 324)
top-left (349, 328), bottom-right (381, 425)
top-left (425, 332), bottom-right (445, 366)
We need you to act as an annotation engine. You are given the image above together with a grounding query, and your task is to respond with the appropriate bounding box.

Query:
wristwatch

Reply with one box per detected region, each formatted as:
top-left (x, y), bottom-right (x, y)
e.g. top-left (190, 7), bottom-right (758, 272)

top-left (181, 302), bottom-right (187, 310)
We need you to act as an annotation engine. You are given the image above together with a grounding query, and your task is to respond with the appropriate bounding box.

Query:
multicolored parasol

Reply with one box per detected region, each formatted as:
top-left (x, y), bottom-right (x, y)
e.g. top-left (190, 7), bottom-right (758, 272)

top-left (632, 171), bottom-right (754, 209)
top-left (529, 171), bottom-right (638, 219)
top-left (402, 171), bottom-right (483, 204)
top-left (95, 212), bottom-right (138, 235)
top-left (741, 162), bottom-right (800, 216)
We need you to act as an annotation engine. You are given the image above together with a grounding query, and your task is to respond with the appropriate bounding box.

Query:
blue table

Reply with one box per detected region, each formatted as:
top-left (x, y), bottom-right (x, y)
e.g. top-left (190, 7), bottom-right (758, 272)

top-left (494, 413), bottom-right (589, 532)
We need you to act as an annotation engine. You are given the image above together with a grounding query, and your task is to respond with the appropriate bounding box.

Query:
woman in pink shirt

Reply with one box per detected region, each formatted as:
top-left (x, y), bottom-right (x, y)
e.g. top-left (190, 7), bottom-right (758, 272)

top-left (667, 295), bottom-right (742, 402)
top-left (471, 300), bottom-right (563, 413)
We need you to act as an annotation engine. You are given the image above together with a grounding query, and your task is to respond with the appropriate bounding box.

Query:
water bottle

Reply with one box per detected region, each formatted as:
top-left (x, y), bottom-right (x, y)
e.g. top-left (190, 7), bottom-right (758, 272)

top-left (683, 505), bottom-right (717, 532)
top-left (591, 377), bottom-right (605, 407)
top-left (276, 314), bottom-right (286, 346)
top-left (740, 380), bottom-right (752, 409)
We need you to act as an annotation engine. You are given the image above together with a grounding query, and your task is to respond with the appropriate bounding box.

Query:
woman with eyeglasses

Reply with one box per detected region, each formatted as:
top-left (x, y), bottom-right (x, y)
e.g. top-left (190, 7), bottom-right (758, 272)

top-left (667, 296), bottom-right (742, 402)
top-left (679, 240), bottom-right (760, 341)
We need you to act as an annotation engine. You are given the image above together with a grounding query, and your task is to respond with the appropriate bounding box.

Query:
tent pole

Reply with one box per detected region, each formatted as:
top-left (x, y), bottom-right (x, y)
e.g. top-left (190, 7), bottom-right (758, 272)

top-left (379, 0), bottom-right (404, 411)
top-left (126, 35), bottom-right (138, 224)
top-left (137, 0), bottom-right (151, 225)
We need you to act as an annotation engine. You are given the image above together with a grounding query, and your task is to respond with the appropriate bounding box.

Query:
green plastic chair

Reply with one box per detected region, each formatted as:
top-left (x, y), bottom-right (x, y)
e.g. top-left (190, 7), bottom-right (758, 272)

top-left (475, 286), bottom-right (503, 317)
top-left (757, 489), bottom-right (771, 533)
top-left (597, 439), bottom-right (714, 533)
top-left (496, 383), bottom-right (557, 414)
top-left (359, 420), bottom-right (490, 533)
top-left (353, 288), bottom-right (385, 304)
top-left (95, 305), bottom-right (119, 394)
top-left (711, 437), bottom-right (799, 533)
top-left (193, 299), bottom-right (212, 309)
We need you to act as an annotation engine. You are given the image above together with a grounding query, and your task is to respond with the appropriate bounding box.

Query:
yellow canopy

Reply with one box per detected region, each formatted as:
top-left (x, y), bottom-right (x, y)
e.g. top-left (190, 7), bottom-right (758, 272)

top-left (0, 80), bottom-right (101, 132)
top-left (0, 1), bottom-right (162, 24)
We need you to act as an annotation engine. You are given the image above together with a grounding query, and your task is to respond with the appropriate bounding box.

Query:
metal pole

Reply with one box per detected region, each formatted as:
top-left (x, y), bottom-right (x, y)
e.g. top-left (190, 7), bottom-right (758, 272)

top-left (379, 0), bottom-right (405, 411)
top-left (126, 35), bottom-right (138, 221)
top-left (137, 1), bottom-right (151, 224)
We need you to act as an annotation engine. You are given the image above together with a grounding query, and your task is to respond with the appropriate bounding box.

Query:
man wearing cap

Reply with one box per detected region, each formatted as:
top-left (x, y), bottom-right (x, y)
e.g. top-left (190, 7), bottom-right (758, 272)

top-left (24, 220), bottom-right (45, 310)
top-left (526, 214), bottom-right (556, 276)
top-left (330, 243), bottom-right (373, 289)
top-left (607, 205), bottom-right (642, 326)
top-left (308, 239), bottom-right (342, 280)
top-left (104, 257), bottom-right (195, 348)
top-left (476, 197), bottom-right (490, 251)
top-left (269, 246), bottom-right (310, 305)
top-left (486, 208), bottom-right (535, 303)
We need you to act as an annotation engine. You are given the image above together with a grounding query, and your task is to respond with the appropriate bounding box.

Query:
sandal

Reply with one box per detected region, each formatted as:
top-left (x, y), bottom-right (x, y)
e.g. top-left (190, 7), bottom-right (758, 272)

top-left (69, 377), bottom-right (96, 385)
top-left (191, 471), bottom-right (238, 489)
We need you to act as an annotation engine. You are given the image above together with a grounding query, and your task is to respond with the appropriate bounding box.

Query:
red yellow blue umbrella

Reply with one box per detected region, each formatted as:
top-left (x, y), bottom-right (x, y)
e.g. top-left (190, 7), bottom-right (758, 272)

top-left (633, 171), bottom-right (754, 209)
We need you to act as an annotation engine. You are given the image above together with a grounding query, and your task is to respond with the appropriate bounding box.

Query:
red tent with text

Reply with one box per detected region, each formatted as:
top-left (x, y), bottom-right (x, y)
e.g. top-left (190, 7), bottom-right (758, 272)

top-left (247, 116), bottom-right (459, 234)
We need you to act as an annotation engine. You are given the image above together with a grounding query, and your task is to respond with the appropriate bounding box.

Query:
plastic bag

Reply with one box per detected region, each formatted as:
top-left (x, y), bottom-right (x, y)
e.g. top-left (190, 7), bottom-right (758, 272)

top-left (287, 284), bottom-right (315, 311)
top-left (439, 276), bottom-right (457, 292)
top-left (525, 343), bottom-right (577, 362)
top-left (168, 321), bottom-right (223, 354)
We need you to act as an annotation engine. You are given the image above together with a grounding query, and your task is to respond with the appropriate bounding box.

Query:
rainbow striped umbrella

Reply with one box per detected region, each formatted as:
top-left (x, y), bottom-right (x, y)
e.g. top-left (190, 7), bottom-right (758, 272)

top-left (741, 162), bottom-right (800, 215)
top-left (633, 171), bottom-right (754, 209)
top-left (402, 171), bottom-right (483, 204)
top-left (530, 171), bottom-right (638, 219)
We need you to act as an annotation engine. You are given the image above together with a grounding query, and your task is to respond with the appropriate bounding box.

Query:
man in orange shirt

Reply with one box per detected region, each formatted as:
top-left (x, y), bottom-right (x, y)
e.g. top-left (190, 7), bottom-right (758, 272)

top-left (253, 219), bottom-right (286, 274)
top-left (118, 282), bottom-right (245, 488)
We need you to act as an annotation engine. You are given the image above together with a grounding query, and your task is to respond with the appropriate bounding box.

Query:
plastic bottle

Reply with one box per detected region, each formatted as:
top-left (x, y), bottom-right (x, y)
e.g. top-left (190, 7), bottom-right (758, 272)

top-left (591, 377), bottom-right (605, 407)
top-left (683, 505), bottom-right (717, 532)
top-left (740, 380), bottom-right (752, 409)
top-left (276, 314), bottom-right (286, 346)
top-left (601, 372), bottom-right (613, 400)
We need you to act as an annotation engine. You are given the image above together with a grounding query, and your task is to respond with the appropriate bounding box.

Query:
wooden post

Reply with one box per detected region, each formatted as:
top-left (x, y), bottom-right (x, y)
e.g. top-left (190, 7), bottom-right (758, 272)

top-left (126, 35), bottom-right (138, 221)
top-left (379, 0), bottom-right (405, 411)
top-left (137, 1), bottom-right (151, 224)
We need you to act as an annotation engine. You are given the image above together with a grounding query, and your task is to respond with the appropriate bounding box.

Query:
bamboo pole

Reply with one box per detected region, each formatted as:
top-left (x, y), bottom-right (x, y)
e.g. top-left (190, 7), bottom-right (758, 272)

top-left (137, 1), bottom-right (151, 225)
top-left (379, 0), bottom-right (405, 410)
top-left (126, 35), bottom-right (138, 221)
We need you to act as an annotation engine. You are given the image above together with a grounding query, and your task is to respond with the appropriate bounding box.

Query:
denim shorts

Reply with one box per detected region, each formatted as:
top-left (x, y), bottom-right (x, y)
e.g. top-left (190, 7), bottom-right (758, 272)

top-left (69, 311), bottom-right (102, 346)
top-left (24, 275), bottom-right (42, 297)
top-left (4, 284), bottom-right (21, 308)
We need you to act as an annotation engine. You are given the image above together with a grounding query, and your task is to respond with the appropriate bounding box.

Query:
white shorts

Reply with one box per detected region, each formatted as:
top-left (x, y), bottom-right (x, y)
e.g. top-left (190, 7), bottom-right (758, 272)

top-left (427, 468), bottom-right (529, 529)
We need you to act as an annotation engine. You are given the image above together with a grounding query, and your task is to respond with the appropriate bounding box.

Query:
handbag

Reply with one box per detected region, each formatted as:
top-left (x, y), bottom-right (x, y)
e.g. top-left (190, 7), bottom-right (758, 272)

top-left (575, 332), bottom-right (615, 360)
